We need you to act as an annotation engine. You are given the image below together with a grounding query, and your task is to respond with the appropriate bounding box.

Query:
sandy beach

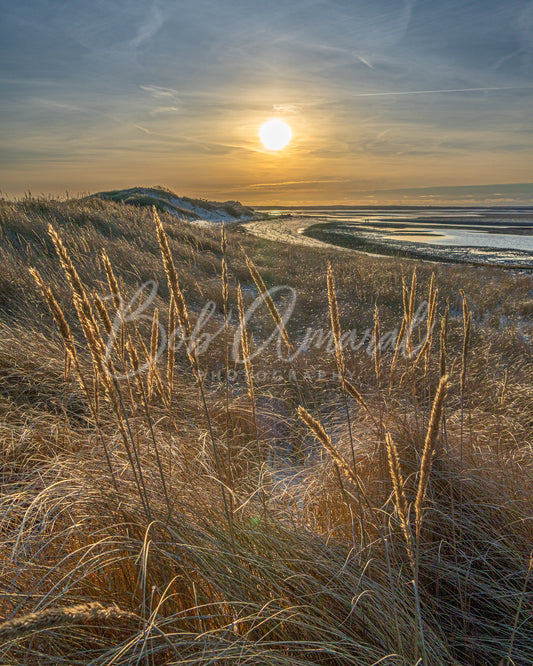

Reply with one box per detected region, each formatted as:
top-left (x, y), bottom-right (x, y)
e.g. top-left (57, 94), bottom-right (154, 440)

top-left (244, 215), bottom-right (341, 248)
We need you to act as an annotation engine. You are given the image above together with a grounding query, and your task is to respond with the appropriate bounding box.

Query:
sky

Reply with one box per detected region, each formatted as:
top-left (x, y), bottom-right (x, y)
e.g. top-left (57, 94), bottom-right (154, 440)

top-left (1, 0), bottom-right (533, 204)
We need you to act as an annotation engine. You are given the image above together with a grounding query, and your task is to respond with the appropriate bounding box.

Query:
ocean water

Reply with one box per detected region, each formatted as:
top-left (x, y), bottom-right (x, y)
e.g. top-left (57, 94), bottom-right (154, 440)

top-left (261, 206), bottom-right (533, 253)
top-left (379, 227), bottom-right (533, 251)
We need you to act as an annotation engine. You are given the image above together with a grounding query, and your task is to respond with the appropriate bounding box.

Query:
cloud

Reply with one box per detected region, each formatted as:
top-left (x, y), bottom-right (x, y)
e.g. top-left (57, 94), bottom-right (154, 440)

top-left (353, 55), bottom-right (375, 69)
top-left (243, 179), bottom-right (352, 191)
top-left (150, 106), bottom-right (180, 114)
top-left (29, 98), bottom-right (82, 112)
top-left (273, 103), bottom-right (302, 114)
top-left (140, 85), bottom-right (181, 101)
top-left (130, 5), bottom-right (164, 50)
top-left (351, 85), bottom-right (533, 98)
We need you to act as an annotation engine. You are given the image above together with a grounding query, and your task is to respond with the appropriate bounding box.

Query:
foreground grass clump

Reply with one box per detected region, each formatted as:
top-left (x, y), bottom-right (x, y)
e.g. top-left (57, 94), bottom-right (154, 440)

top-left (0, 196), bottom-right (532, 664)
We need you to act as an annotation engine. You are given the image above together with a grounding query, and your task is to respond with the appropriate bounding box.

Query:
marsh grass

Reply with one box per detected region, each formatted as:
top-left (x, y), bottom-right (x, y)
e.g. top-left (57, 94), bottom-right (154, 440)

top-left (0, 196), bottom-right (532, 664)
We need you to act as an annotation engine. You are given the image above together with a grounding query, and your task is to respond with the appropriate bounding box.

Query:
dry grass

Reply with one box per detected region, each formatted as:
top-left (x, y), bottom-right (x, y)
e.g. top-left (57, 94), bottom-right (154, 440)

top-left (0, 195), bottom-right (532, 664)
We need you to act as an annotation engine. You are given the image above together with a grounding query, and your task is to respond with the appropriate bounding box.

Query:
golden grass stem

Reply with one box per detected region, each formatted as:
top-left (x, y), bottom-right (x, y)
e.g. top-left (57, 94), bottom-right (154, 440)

top-left (439, 306), bottom-right (449, 379)
top-left (298, 405), bottom-right (377, 523)
top-left (373, 304), bottom-right (381, 388)
top-left (167, 295), bottom-right (176, 405)
top-left (327, 263), bottom-right (359, 476)
top-left (0, 603), bottom-right (135, 641)
top-left (244, 251), bottom-right (293, 355)
top-left (47, 226), bottom-right (153, 518)
top-left (153, 208), bottom-right (235, 546)
top-left (238, 285), bottom-right (256, 411)
top-left (153, 209), bottom-right (194, 366)
top-left (385, 433), bottom-right (414, 567)
top-left (93, 292), bottom-right (113, 335)
top-left (127, 340), bottom-right (172, 518)
top-left (147, 307), bottom-right (159, 400)
top-left (102, 249), bottom-right (121, 311)
top-left (414, 375), bottom-right (449, 540)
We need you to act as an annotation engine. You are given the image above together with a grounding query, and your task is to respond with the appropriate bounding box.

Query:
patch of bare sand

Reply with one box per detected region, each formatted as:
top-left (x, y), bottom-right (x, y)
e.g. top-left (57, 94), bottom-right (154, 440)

top-left (242, 216), bottom-right (350, 250)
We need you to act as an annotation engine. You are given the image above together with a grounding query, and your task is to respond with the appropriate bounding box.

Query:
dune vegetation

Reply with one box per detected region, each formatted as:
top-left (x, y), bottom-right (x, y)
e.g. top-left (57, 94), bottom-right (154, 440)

top-left (92, 187), bottom-right (255, 222)
top-left (0, 195), bottom-right (532, 665)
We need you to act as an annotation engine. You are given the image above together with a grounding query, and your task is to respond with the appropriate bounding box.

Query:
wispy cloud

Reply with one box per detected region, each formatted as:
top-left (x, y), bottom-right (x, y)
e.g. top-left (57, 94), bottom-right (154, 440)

top-left (29, 98), bottom-right (82, 112)
top-left (273, 103), bottom-right (302, 114)
top-left (130, 5), bottom-right (164, 50)
top-left (351, 85), bottom-right (533, 97)
top-left (150, 106), bottom-right (180, 115)
top-left (140, 85), bottom-right (181, 101)
top-left (243, 179), bottom-right (352, 190)
top-left (353, 55), bottom-right (375, 69)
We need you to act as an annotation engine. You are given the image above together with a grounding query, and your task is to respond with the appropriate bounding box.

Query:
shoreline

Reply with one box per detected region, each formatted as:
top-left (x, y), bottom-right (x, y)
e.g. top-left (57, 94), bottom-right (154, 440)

top-left (242, 215), bottom-right (533, 270)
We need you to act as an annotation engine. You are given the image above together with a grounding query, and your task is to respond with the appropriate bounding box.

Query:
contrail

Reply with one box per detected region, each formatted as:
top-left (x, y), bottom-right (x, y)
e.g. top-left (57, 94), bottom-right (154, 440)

top-left (352, 85), bottom-right (532, 97)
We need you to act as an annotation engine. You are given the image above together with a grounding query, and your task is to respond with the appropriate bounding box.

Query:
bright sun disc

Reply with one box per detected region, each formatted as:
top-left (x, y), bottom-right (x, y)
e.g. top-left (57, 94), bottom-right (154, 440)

top-left (259, 119), bottom-right (292, 151)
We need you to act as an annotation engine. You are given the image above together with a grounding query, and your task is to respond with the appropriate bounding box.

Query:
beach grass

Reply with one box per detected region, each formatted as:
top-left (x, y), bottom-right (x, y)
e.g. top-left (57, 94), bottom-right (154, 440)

top-left (0, 195), bottom-right (532, 664)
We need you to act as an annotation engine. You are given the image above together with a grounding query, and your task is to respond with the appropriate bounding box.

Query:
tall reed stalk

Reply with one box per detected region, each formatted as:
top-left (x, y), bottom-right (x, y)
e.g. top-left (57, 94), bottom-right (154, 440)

top-left (153, 209), bottom-right (235, 546)
top-left (34, 235), bottom-right (154, 515)
top-left (327, 264), bottom-right (358, 473)
top-left (237, 284), bottom-right (258, 443)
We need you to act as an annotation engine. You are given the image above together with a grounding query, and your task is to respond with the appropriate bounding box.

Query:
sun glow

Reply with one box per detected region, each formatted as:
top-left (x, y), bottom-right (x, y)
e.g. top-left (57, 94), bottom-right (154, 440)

top-left (259, 119), bottom-right (292, 151)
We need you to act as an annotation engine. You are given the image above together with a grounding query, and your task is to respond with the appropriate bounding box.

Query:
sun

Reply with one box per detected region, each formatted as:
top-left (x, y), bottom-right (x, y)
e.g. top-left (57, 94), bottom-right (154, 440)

top-left (259, 119), bottom-right (292, 151)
